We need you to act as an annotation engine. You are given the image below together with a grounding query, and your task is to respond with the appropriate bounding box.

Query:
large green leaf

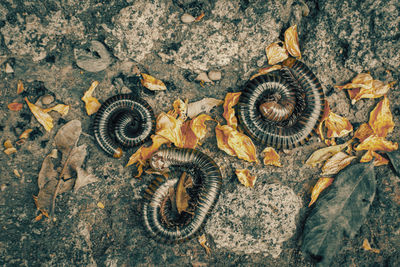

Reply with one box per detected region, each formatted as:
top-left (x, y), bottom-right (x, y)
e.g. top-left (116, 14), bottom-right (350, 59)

top-left (301, 163), bottom-right (376, 266)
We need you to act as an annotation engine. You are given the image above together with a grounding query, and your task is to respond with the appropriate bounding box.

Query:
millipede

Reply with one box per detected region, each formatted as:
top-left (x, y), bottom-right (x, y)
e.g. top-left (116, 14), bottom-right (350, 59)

top-left (142, 148), bottom-right (222, 243)
top-left (93, 94), bottom-right (155, 158)
top-left (237, 58), bottom-right (325, 149)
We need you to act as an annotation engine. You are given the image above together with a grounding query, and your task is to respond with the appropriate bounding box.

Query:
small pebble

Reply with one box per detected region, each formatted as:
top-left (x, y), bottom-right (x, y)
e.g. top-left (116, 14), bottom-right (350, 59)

top-left (181, 13), bottom-right (195, 24)
top-left (195, 72), bottom-right (214, 84)
top-left (208, 70), bottom-right (222, 81)
top-left (41, 95), bottom-right (54, 105)
top-left (5, 63), bottom-right (14, 73)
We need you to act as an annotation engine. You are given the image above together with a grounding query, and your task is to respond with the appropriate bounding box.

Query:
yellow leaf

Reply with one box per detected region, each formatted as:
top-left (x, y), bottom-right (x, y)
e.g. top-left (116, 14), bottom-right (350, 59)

top-left (25, 97), bottom-right (54, 132)
top-left (305, 140), bottom-right (352, 167)
top-left (168, 98), bottom-right (188, 120)
top-left (81, 81), bottom-right (101, 115)
top-left (355, 135), bottom-right (398, 152)
top-left (215, 124), bottom-right (258, 163)
top-left (316, 100), bottom-right (330, 141)
top-left (265, 42), bottom-right (289, 65)
top-left (155, 112), bottom-right (184, 147)
top-left (42, 104), bottom-right (70, 116)
top-left (284, 25), bottom-right (301, 59)
top-left (140, 73), bottom-right (167, 91)
top-left (8, 102), bottom-right (23, 111)
top-left (262, 147), bottom-right (282, 167)
top-left (235, 169), bottom-right (257, 187)
top-left (360, 150), bottom-right (389, 166)
top-left (362, 238), bottom-right (380, 253)
top-left (17, 80), bottom-right (25, 94)
top-left (325, 111), bottom-right (353, 138)
top-left (250, 65), bottom-right (282, 80)
top-left (198, 234), bottom-right (211, 255)
top-left (309, 177), bottom-right (334, 207)
top-left (4, 147), bottom-right (17, 155)
top-left (321, 151), bottom-right (356, 176)
top-left (182, 114), bottom-right (212, 149)
top-left (97, 202), bottom-right (105, 209)
top-left (19, 129), bottom-right (33, 139)
top-left (354, 123), bottom-right (374, 142)
top-left (222, 92), bottom-right (241, 129)
top-left (369, 96), bottom-right (394, 138)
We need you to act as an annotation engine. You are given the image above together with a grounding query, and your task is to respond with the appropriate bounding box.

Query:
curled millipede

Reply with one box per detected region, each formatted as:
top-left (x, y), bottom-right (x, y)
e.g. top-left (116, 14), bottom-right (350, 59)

top-left (142, 148), bottom-right (222, 243)
top-left (238, 58), bottom-right (325, 149)
top-left (93, 94), bottom-right (155, 158)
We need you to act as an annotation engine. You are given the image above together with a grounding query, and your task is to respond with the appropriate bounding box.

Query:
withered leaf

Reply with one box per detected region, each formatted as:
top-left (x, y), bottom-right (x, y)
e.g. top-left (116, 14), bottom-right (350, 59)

top-left (262, 147), bottom-right (282, 167)
top-left (309, 177), bottom-right (334, 207)
top-left (355, 135), bottom-right (398, 152)
top-left (235, 169), bottom-right (257, 187)
top-left (176, 172), bottom-right (190, 214)
top-left (81, 81), bottom-right (101, 115)
top-left (362, 238), bottom-right (380, 254)
top-left (305, 140), bottom-right (352, 167)
top-left (63, 145), bottom-right (87, 180)
top-left (222, 92), bottom-right (241, 129)
top-left (321, 151), bottom-right (356, 176)
top-left (302, 163), bottom-right (376, 266)
top-left (74, 167), bottom-right (99, 192)
top-left (54, 120), bottom-right (82, 159)
top-left (265, 42), bottom-right (289, 65)
top-left (187, 98), bottom-right (223, 119)
top-left (141, 73), bottom-right (167, 91)
top-left (369, 96), bottom-right (394, 138)
top-left (284, 25), bottom-right (301, 59)
top-left (8, 102), bottom-right (23, 111)
top-left (38, 154), bottom-right (58, 190)
top-left (250, 65), bottom-right (282, 80)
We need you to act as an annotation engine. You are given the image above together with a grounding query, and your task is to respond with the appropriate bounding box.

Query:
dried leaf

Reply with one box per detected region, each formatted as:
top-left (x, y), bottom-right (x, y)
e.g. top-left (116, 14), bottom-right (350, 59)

top-left (81, 81), bottom-right (101, 115)
top-left (215, 124), bottom-right (258, 163)
top-left (176, 172), bottom-right (190, 214)
top-left (42, 104), bottom-right (70, 116)
top-left (3, 140), bottom-right (17, 155)
top-left (235, 169), bottom-right (257, 187)
top-left (198, 234), bottom-right (211, 255)
top-left (321, 151), bottom-right (356, 176)
top-left (19, 129), bottom-right (33, 139)
top-left (63, 145), bottom-right (87, 180)
top-left (74, 167), bottom-right (99, 192)
top-left (8, 102), bottom-right (23, 111)
top-left (265, 42), bottom-right (289, 65)
top-left (355, 135), bottom-right (398, 152)
top-left (38, 154), bottom-right (58, 190)
top-left (262, 147), bottom-right (282, 167)
top-left (325, 111), bottom-right (353, 138)
top-left (309, 177), bottom-right (334, 207)
top-left (182, 114), bottom-right (212, 149)
top-left (360, 150), bottom-right (389, 166)
top-left (354, 123), bottom-right (374, 142)
top-left (369, 96), bottom-right (394, 138)
top-left (97, 202), bottom-right (105, 209)
top-left (54, 120), bottom-right (82, 158)
top-left (306, 140), bottom-right (352, 167)
top-left (17, 80), bottom-right (25, 94)
top-left (141, 73), bottom-right (167, 91)
top-left (155, 112), bottom-right (184, 147)
top-left (4, 140), bottom-right (13, 149)
top-left (250, 65), bottom-right (282, 80)
top-left (284, 25), bottom-right (301, 59)
top-left (222, 92), bottom-right (241, 129)
top-left (316, 100), bottom-right (330, 141)
top-left (187, 98), bottom-right (223, 119)
top-left (302, 163), bottom-right (376, 266)
top-left (168, 98), bottom-right (188, 121)
top-left (25, 97), bottom-right (54, 132)
top-left (362, 239), bottom-right (380, 253)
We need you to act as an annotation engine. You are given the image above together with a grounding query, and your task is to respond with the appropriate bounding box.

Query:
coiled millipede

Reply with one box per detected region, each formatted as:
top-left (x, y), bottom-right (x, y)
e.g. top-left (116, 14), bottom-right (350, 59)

top-left (238, 58), bottom-right (325, 149)
top-left (142, 148), bottom-right (222, 243)
top-left (93, 94), bottom-right (155, 158)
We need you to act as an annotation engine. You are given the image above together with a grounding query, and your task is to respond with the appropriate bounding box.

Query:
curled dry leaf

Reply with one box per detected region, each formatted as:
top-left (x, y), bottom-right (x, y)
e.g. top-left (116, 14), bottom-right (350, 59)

top-left (215, 124), bottom-right (258, 163)
top-left (81, 81), bottom-right (101, 115)
top-left (187, 98), bottom-right (223, 119)
top-left (335, 73), bottom-right (394, 104)
top-left (141, 73), bottom-right (167, 91)
top-left (250, 65), bottom-right (282, 80)
top-left (354, 123), bottom-right (374, 142)
top-left (74, 167), bottom-right (99, 192)
top-left (235, 169), bottom-right (257, 187)
top-left (265, 42), bottom-right (288, 65)
top-left (42, 104), bottom-right (70, 116)
top-left (362, 239), bottom-right (380, 254)
top-left (306, 140), bottom-right (352, 167)
top-left (369, 96), bottom-right (394, 138)
top-left (321, 151), bottom-right (356, 176)
top-left (19, 129), bottom-right (33, 139)
top-left (284, 25), bottom-right (301, 59)
top-left (182, 114), bottom-right (213, 149)
top-left (317, 100), bottom-right (353, 140)
top-left (155, 112), bottom-right (184, 147)
top-left (176, 172), bottom-right (190, 214)
top-left (17, 80), bottom-right (25, 94)
top-left (222, 92), bottom-right (241, 129)
top-left (169, 98), bottom-right (188, 121)
top-left (360, 150), bottom-right (389, 166)
top-left (8, 102), bottom-right (23, 111)
top-left (262, 147), bottom-right (282, 167)
top-left (355, 135), bottom-right (398, 152)
top-left (198, 234), bottom-right (211, 255)
top-left (309, 177), bottom-right (334, 207)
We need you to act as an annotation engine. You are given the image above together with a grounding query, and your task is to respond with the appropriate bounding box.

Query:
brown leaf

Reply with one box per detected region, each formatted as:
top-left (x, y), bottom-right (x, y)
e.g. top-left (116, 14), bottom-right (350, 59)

top-left (63, 145), bottom-right (87, 180)
top-left (360, 150), bottom-right (389, 166)
top-left (19, 129), bottom-right (33, 139)
top-left (262, 147), bottom-right (282, 167)
top-left (42, 104), bottom-right (70, 116)
top-left (187, 98), bottom-right (222, 119)
top-left (168, 98), bottom-right (188, 121)
top-left (309, 177), bottom-right (334, 207)
top-left (141, 73), bottom-right (167, 91)
top-left (182, 114), bottom-right (213, 149)
top-left (3, 140), bottom-right (17, 155)
top-left (38, 154), bottom-right (58, 190)
top-left (222, 92), bottom-right (241, 129)
top-left (321, 151), bottom-right (356, 176)
top-left (325, 111), bottom-right (353, 138)
top-left (265, 42), bottom-right (289, 65)
top-left (17, 80), bottom-right (25, 94)
top-left (74, 167), bottom-right (99, 192)
top-left (81, 81), bottom-right (101, 115)
top-left (54, 120), bottom-right (82, 158)
top-left (235, 169), bottom-right (257, 187)
top-left (369, 96), bottom-right (394, 138)
top-left (155, 112), bottom-right (184, 147)
top-left (284, 25), bottom-right (301, 59)
top-left (354, 123), bottom-right (374, 143)
top-left (8, 102), bottom-right (23, 111)
top-left (250, 65), bottom-right (282, 80)
top-left (176, 172), bottom-right (190, 214)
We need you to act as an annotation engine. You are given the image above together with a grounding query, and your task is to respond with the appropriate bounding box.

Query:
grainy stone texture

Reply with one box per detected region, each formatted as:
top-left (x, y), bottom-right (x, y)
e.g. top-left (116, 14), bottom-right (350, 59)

top-left (0, 0), bottom-right (399, 266)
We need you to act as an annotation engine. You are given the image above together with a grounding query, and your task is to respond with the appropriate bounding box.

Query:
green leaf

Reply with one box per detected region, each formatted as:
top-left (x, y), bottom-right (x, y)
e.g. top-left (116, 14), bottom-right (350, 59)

top-left (387, 150), bottom-right (400, 175)
top-left (301, 163), bottom-right (376, 266)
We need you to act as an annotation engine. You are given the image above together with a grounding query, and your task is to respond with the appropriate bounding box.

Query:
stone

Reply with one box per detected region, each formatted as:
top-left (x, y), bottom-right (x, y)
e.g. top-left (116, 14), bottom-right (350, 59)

top-left (208, 70), bottom-right (222, 81)
top-left (181, 13), bottom-right (195, 24)
top-left (41, 95), bottom-right (54, 105)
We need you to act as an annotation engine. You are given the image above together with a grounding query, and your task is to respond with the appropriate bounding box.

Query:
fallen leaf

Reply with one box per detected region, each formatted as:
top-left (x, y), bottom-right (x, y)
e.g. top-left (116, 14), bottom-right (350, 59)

top-left (355, 135), bottom-right (398, 152)
top-left (305, 140), bottom-right (352, 167)
top-left (182, 114), bottom-right (213, 149)
top-left (81, 81), bottom-right (101, 115)
top-left (321, 151), bottom-right (356, 176)
top-left (17, 80), bottom-right (25, 94)
top-left (155, 112), bottom-right (184, 147)
top-left (354, 123), bottom-right (374, 142)
top-left (308, 177), bottom-right (334, 207)
top-left (176, 172), bottom-right (190, 214)
top-left (3, 140), bottom-right (17, 155)
top-left (97, 202), bottom-right (105, 209)
top-left (360, 150), bottom-right (389, 166)
top-left (42, 104), bottom-right (70, 116)
top-left (198, 234), bottom-right (211, 255)
top-left (362, 238), bottom-right (380, 253)
top-left (302, 163), bottom-right (376, 266)
top-left (215, 124), bottom-right (258, 163)
top-left (25, 97), bottom-right (54, 132)
top-left (187, 98), bottom-right (223, 119)
top-left (141, 73), bottom-right (167, 91)
top-left (325, 111), bottom-right (353, 139)
top-left (74, 167), bottom-right (99, 192)
top-left (13, 169), bottom-right (21, 178)
top-left (369, 96), bottom-right (394, 138)
top-left (316, 100), bottom-right (331, 141)
top-left (284, 25), bottom-right (301, 59)
top-left (250, 65), bottom-right (282, 80)
top-left (54, 120), bottom-right (82, 159)
top-left (4, 140), bottom-right (13, 149)
top-left (262, 147), bottom-right (282, 167)
top-left (265, 42), bottom-right (289, 65)
top-left (235, 169), bottom-right (257, 187)
top-left (168, 98), bottom-right (188, 121)
top-left (19, 129), bottom-right (33, 139)
top-left (222, 92), bottom-right (241, 129)
top-left (8, 102), bottom-right (23, 111)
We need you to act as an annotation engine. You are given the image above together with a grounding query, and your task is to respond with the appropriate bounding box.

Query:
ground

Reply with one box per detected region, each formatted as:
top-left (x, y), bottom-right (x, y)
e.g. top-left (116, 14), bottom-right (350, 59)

top-left (0, 0), bottom-right (399, 266)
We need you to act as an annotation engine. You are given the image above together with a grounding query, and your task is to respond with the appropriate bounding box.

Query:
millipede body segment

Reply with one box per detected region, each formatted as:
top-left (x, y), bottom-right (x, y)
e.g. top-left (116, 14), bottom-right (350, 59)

top-left (142, 148), bottom-right (222, 243)
top-left (93, 94), bottom-right (155, 158)
top-left (238, 59), bottom-right (325, 149)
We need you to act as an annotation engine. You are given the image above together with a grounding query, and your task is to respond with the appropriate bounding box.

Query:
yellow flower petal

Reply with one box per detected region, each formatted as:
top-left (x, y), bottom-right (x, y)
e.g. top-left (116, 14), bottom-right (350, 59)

top-left (141, 73), bottom-right (167, 91)
top-left (309, 177), bottom-right (334, 207)
top-left (25, 97), bottom-right (54, 132)
top-left (42, 104), bottom-right (70, 116)
top-left (236, 169), bottom-right (257, 187)
top-left (262, 147), bottom-right (282, 167)
top-left (325, 111), bottom-right (353, 139)
top-left (284, 25), bottom-right (301, 59)
top-left (354, 123), bottom-right (374, 142)
top-left (222, 92), bottom-right (241, 129)
top-left (355, 135), bottom-right (398, 152)
top-left (305, 140), bottom-right (352, 167)
top-left (321, 151), bottom-right (356, 176)
top-left (265, 42), bottom-right (289, 65)
top-left (82, 81), bottom-right (101, 115)
top-left (369, 96), bottom-right (394, 138)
